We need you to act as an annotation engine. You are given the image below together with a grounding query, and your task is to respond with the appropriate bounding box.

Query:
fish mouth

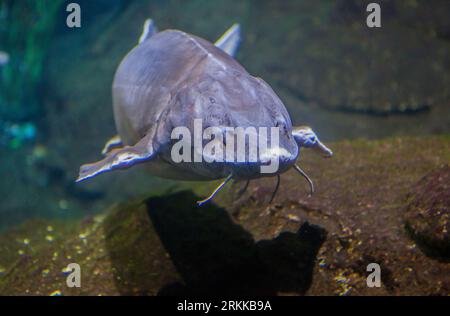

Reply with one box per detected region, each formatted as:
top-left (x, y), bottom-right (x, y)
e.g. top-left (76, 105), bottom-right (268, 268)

top-left (221, 145), bottom-right (298, 179)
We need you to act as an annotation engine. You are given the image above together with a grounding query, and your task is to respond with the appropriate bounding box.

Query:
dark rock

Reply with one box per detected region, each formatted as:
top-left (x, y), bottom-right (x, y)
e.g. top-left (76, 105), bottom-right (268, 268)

top-left (404, 165), bottom-right (450, 261)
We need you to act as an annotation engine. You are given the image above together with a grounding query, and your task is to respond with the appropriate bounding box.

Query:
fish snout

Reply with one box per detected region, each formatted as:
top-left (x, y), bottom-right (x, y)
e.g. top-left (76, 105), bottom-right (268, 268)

top-left (258, 143), bottom-right (298, 175)
top-left (228, 141), bottom-right (298, 179)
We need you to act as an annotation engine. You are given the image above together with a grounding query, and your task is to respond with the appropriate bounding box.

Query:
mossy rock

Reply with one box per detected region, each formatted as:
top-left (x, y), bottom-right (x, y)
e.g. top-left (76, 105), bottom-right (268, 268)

top-left (246, 0), bottom-right (450, 114)
top-left (0, 136), bottom-right (449, 295)
top-left (404, 165), bottom-right (450, 261)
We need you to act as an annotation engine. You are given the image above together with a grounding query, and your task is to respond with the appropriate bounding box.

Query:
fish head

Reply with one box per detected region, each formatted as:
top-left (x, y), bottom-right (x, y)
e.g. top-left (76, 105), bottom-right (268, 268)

top-left (166, 73), bottom-right (299, 179)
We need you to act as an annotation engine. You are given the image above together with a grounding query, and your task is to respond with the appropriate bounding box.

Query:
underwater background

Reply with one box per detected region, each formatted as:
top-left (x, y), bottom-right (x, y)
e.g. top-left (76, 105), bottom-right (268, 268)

top-left (0, 0), bottom-right (449, 295)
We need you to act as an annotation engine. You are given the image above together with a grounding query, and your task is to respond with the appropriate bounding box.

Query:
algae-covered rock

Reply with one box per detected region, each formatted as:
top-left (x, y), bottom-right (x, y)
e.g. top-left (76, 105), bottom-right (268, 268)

top-left (246, 0), bottom-right (450, 115)
top-left (0, 136), bottom-right (449, 295)
top-left (404, 166), bottom-right (450, 260)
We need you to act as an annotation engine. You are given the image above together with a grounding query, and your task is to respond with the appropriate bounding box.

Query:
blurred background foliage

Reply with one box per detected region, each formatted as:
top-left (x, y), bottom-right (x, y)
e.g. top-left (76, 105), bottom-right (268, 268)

top-left (0, 0), bottom-right (65, 121)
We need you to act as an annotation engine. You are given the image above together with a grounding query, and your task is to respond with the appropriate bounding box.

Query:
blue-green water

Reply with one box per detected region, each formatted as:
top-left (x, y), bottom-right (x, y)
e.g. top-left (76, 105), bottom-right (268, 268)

top-left (0, 0), bottom-right (449, 230)
top-left (0, 0), bottom-right (449, 297)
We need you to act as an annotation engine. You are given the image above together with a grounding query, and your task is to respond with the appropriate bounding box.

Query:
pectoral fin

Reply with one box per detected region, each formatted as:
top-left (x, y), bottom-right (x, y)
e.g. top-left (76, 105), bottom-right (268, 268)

top-left (76, 133), bottom-right (156, 182)
top-left (292, 126), bottom-right (333, 158)
top-left (138, 18), bottom-right (158, 44)
top-left (215, 23), bottom-right (241, 57)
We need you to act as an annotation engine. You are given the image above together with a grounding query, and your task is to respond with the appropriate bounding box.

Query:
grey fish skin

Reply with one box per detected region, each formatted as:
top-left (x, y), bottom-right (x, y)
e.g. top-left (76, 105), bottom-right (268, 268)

top-left (76, 22), bottom-right (332, 202)
top-left (112, 29), bottom-right (298, 181)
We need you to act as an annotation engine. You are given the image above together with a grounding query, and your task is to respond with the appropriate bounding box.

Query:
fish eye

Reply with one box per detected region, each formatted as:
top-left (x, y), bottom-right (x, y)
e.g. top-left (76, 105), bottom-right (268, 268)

top-left (275, 122), bottom-right (288, 135)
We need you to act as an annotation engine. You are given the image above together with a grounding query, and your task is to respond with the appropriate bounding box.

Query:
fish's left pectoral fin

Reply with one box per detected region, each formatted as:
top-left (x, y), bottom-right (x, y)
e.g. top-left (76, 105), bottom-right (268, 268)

top-left (215, 23), bottom-right (241, 58)
top-left (292, 126), bottom-right (333, 158)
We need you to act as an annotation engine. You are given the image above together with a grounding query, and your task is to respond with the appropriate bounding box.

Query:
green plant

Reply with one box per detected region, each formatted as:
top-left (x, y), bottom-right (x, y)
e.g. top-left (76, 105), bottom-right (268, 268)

top-left (0, 0), bottom-right (64, 121)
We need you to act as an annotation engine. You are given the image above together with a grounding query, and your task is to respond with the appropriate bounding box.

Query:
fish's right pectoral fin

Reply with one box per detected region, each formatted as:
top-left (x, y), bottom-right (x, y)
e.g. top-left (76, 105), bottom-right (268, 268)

top-left (76, 135), bottom-right (156, 182)
top-left (138, 18), bottom-right (158, 44)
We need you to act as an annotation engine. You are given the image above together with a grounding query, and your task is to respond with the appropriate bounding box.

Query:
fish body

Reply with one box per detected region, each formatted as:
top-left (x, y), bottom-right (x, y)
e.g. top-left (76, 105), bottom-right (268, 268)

top-left (77, 20), bottom-right (332, 204)
top-left (112, 29), bottom-right (297, 180)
